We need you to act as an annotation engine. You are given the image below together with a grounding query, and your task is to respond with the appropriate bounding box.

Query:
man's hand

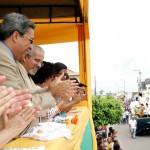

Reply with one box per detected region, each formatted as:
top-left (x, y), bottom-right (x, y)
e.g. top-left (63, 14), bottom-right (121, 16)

top-left (3, 107), bottom-right (37, 133)
top-left (72, 88), bottom-right (87, 104)
top-left (0, 75), bottom-right (32, 115)
top-left (5, 89), bottom-right (32, 114)
top-left (0, 75), bottom-right (6, 83)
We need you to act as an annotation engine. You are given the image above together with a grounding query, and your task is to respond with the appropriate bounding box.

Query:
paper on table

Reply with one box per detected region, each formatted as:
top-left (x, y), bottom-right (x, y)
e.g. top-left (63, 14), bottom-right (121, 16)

top-left (21, 122), bottom-right (71, 141)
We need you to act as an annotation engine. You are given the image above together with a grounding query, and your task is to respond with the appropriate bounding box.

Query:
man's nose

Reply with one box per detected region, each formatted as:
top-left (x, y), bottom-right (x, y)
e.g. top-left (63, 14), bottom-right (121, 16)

top-left (29, 44), bottom-right (33, 50)
top-left (37, 63), bottom-right (42, 68)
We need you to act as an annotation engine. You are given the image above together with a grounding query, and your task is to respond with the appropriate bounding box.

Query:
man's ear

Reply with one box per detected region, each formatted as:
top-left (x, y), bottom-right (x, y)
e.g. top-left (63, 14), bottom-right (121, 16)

top-left (11, 31), bottom-right (20, 43)
top-left (22, 55), bottom-right (26, 63)
top-left (20, 52), bottom-right (27, 63)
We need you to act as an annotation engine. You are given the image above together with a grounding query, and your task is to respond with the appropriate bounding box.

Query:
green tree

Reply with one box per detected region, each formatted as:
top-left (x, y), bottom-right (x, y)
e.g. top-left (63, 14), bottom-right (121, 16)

top-left (92, 95), bottom-right (123, 127)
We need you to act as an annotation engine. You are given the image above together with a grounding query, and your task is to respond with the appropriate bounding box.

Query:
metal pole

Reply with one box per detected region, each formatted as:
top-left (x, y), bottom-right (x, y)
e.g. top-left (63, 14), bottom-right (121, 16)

top-left (134, 69), bottom-right (142, 92)
top-left (123, 80), bottom-right (125, 93)
top-left (117, 82), bottom-right (119, 92)
top-left (120, 79), bottom-right (125, 93)
top-left (139, 70), bottom-right (142, 91)
top-left (94, 76), bottom-right (96, 96)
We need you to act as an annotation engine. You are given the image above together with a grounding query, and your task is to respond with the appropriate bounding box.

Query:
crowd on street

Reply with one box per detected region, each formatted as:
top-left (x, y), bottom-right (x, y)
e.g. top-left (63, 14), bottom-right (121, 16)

top-left (96, 126), bottom-right (122, 150)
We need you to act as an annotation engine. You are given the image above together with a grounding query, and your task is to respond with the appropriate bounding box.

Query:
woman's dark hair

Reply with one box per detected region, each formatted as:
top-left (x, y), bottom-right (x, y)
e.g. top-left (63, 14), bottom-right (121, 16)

top-left (53, 62), bottom-right (67, 75)
top-left (109, 127), bottom-right (113, 132)
top-left (31, 61), bottom-right (68, 84)
top-left (113, 140), bottom-right (120, 150)
top-left (30, 61), bottom-right (54, 84)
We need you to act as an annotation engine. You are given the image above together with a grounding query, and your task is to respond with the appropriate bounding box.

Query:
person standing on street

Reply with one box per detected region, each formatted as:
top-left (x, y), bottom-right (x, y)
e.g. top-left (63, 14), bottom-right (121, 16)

top-left (125, 109), bottom-right (129, 124)
top-left (129, 116), bottom-right (137, 139)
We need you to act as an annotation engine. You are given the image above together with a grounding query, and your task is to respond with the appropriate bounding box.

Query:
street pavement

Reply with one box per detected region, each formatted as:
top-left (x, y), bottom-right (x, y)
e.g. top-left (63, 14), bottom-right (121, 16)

top-left (112, 123), bottom-right (150, 150)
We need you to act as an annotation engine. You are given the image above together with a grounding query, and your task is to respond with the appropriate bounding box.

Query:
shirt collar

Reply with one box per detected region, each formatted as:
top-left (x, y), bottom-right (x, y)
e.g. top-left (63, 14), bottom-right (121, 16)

top-left (0, 41), bottom-right (15, 60)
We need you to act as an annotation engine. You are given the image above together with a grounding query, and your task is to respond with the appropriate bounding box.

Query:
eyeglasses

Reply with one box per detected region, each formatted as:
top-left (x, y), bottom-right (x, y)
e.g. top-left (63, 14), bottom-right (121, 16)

top-left (34, 58), bottom-right (44, 67)
top-left (24, 34), bottom-right (34, 44)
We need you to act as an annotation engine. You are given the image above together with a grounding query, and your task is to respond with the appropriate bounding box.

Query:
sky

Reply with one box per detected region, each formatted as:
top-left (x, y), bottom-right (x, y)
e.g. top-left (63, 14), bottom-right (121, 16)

top-left (41, 0), bottom-right (150, 94)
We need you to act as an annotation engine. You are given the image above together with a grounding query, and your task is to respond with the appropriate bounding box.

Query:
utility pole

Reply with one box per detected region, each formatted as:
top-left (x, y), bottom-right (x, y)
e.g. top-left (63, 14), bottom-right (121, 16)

top-left (122, 79), bottom-right (125, 93)
top-left (117, 82), bottom-right (120, 92)
top-left (134, 69), bottom-right (142, 92)
top-left (115, 82), bottom-right (118, 93)
top-left (123, 79), bottom-right (125, 93)
top-left (120, 79), bottom-right (125, 93)
top-left (94, 76), bottom-right (97, 96)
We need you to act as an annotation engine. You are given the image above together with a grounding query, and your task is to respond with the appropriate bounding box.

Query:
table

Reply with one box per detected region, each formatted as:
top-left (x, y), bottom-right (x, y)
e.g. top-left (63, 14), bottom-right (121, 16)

top-left (4, 107), bottom-right (96, 150)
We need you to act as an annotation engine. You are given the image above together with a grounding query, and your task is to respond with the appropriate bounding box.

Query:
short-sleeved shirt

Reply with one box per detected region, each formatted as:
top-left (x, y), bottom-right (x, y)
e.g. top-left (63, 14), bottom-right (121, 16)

top-left (129, 119), bottom-right (137, 129)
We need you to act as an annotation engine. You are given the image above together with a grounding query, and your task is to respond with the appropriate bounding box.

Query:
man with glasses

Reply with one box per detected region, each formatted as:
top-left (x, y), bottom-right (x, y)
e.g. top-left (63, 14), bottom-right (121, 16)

top-left (0, 12), bottom-right (42, 140)
top-left (22, 45), bottom-right (44, 77)
top-left (0, 12), bottom-right (35, 89)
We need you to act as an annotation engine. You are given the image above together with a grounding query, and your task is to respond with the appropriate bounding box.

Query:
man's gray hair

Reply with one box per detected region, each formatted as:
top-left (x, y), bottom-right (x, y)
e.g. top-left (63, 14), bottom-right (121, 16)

top-left (26, 45), bottom-right (44, 57)
top-left (0, 12), bottom-right (35, 41)
top-left (34, 45), bottom-right (45, 54)
top-left (26, 50), bottom-right (33, 57)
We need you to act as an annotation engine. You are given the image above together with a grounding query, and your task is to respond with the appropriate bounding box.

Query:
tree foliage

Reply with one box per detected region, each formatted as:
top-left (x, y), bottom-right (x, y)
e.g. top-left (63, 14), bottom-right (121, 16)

top-left (92, 95), bottom-right (123, 127)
